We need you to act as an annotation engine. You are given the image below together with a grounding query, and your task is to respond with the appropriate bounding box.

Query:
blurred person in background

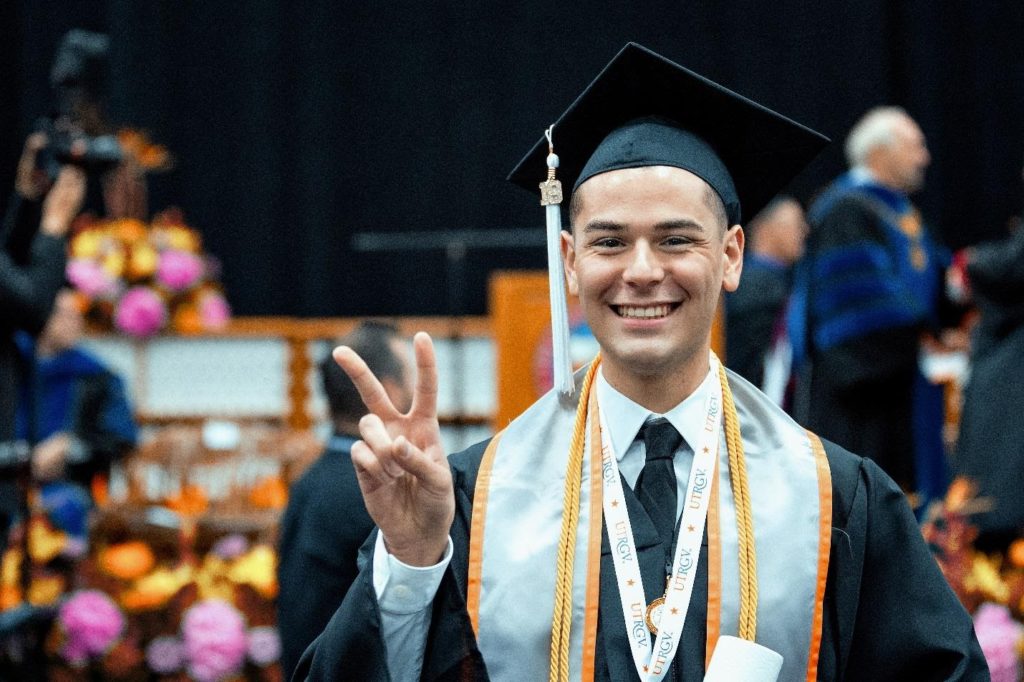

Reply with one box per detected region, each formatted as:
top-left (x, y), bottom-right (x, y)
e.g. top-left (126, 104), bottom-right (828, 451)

top-left (15, 288), bottom-right (138, 544)
top-left (789, 107), bottom-right (956, 501)
top-left (954, 172), bottom-right (1024, 551)
top-left (277, 321), bottom-right (412, 679)
top-left (725, 196), bottom-right (808, 406)
top-left (1, 137), bottom-right (86, 551)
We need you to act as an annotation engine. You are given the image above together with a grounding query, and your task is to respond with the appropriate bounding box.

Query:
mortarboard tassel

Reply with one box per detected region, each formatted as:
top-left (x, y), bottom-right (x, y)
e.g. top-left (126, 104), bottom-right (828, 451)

top-left (540, 125), bottom-right (574, 396)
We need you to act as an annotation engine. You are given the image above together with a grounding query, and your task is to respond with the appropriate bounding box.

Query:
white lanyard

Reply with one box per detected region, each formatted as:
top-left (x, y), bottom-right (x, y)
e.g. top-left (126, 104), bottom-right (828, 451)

top-left (597, 356), bottom-right (724, 682)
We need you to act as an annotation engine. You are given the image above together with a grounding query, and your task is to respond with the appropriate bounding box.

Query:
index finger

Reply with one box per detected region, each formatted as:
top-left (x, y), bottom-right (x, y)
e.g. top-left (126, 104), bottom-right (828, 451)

top-left (409, 331), bottom-right (438, 418)
top-left (333, 345), bottom-right (401, 419)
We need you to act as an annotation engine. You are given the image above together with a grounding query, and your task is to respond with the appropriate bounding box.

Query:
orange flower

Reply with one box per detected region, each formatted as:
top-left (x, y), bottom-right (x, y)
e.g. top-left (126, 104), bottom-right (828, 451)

top-left (0, 584), bottom-right (21, 610)
top-left (165, 484), bottom-right (208, 517)
top-left (248, 477), bottom-right (288, 510)
top-left (172, 303), bottom-right (204, 335)
top-left (1008, 540), bottom-right (1024, 569)
top-left (111, 218), bottom-right (148, 244)
top-left (99, 541), bottom-right (157, 581)
top-left (117, 129), bottom-right (173, 172)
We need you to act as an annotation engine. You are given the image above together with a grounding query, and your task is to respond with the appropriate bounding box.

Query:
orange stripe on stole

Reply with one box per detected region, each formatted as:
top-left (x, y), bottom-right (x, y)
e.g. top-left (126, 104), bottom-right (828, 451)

top-left (467, 431), bottom-right (504, 636)
top-left (581, 385), bottom-right (603, 682)
top-left (704, 470), bottom-right (722, 670)
top-left (804, 432), bottom-right (832, 682)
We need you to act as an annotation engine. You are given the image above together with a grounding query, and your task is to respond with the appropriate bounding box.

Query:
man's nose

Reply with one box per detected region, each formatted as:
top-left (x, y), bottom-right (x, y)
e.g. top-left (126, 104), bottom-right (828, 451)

top-left (623, 241), bottom-right (664, 286)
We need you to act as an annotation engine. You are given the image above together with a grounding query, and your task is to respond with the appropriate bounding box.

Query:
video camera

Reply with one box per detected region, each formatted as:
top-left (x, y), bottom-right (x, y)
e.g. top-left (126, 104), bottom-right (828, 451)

top-left (34, 116), bottom-right (123, 181)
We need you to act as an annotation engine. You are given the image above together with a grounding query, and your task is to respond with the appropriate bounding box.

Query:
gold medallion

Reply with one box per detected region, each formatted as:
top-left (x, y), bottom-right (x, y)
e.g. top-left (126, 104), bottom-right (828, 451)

top-left (645, 596), bottom-right (665, 635)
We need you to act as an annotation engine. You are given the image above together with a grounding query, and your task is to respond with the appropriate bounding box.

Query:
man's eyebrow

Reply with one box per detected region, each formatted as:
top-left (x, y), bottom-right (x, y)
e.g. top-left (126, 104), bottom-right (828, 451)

top-left (581, 219), bottom-right (707, 233)
top-left (653, 219), bottom-right (706, 232)
top-left (581, 220), bottom-right (625, 234)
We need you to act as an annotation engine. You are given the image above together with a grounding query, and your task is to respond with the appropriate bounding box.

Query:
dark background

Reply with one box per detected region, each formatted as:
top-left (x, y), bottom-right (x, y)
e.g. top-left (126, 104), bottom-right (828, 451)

top-left (2, 1), bottom-right (1022, 316)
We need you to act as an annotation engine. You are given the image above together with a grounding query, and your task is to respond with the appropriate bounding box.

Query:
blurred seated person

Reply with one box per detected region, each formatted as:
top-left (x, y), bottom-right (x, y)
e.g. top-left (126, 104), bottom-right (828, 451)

top-left (955, 203), bottom-right (1024, 551)
top-left (277, 321), bottom-right (412, 679)
top-left (15, 288), bottom-right (138, 541)
top-left (725, 196), bottom-right (807, 406)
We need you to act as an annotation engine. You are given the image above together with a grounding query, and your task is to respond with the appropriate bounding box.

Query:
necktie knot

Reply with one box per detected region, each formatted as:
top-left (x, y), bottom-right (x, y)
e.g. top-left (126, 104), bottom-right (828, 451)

top-left (642, 418), bottom-right (682, 462)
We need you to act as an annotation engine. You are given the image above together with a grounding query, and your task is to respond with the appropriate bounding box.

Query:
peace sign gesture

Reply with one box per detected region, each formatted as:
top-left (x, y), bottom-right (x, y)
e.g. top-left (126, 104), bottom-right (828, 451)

top-left (333, 331), bottom-right (454, 567)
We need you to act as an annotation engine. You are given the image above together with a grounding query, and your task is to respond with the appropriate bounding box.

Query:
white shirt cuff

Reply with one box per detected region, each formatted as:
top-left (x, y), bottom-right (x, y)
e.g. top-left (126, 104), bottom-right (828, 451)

top-left (372, 532), bottom-right (453, 615)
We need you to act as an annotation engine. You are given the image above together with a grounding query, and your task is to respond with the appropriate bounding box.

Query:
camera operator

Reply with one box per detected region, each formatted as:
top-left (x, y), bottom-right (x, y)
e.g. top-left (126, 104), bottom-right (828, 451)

top-left (1, 137), bottom-right (86, 551)
top-left (36, 29), bottom-right (132, 220)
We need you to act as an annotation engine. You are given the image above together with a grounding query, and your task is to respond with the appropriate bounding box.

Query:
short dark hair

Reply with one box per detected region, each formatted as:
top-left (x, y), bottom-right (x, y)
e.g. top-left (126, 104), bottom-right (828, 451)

top-left (320, 321), bottom-right (404, 422)
top-left (568, 173), bottom-right (729, 233)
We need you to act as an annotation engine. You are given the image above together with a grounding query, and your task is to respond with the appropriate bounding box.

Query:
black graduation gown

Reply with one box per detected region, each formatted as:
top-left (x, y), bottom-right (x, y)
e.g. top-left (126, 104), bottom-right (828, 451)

top-left (956, 229), bottom-right (1024, 545)
top-left (294, 436), bottom-right (987, 681)
top-left (725, 257), bottom-right (790, 390)
top-left (278, 436), bottom-right (376, 680)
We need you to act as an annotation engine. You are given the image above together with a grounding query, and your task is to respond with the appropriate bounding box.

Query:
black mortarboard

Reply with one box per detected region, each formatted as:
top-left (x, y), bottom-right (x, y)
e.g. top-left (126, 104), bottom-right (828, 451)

top-left (508, 42), bottom-right (829, 226)
top-left (508, 42), bottom-right (828, 396)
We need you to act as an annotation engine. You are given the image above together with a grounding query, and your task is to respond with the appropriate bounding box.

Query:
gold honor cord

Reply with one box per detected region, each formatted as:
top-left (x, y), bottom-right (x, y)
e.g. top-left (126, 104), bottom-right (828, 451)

top-left (718, 359), bottom-right (759, 642)
top-left (549, 358), bottom-right (600, 682)
top-left (548, 355), bottom-right (758, 682)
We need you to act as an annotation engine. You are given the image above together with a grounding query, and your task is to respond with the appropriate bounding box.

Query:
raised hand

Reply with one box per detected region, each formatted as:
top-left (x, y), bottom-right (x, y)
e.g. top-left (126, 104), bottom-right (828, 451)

top-left (40, 166), bottom-right (86, 237)
top-left (333, 331), bottom-right (454, 566)
top-left (15, 133), bottom-right (50, 200)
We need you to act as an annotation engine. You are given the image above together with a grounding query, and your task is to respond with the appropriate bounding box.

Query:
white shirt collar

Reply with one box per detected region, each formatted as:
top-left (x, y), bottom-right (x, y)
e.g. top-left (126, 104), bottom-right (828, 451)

top-left (595, 364), bottom-right (717, 460)
top-left (849, 165), bottom-right (879, 185)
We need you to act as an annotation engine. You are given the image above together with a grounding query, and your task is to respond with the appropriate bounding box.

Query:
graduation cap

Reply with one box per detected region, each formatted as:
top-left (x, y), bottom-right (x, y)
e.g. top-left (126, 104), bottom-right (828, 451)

top-left (508, 42), bottom-right (828, 396)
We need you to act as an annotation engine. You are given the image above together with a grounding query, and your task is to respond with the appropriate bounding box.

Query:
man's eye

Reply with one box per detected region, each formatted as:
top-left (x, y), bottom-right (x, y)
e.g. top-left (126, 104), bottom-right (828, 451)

top-left (662, 236), bottom-right (691, 247)
top-left (593, 238), bottom-right (624, 248)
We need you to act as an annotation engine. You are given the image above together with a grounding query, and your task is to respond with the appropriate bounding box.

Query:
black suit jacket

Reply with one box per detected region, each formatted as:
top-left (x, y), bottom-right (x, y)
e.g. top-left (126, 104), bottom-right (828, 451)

top-left (277, 434), bottom-right (374, 680)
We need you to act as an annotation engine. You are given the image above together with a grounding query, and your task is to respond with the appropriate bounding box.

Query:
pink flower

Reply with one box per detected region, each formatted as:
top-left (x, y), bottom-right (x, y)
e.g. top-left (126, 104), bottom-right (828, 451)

top-left (114, 286), bottom-right (167, 337)
top-left (211, 533), bottom-right (248, 560)
top-left (157, 249), bottom-right (204, 291)
top-left (58, 590), bottom-right (124, 665)
top-left (182, 600), bottom-right (247, 682)
top-left (145, 636), bottom-right (184, 674)
top-left (246, 626), bottom-right (281, 666)
top-left (198, 291), bottom-right (231, 329)
top-left (973, 603), bottom-right (1024, 682)
top-left (66, 259), bottom-right (118, 298)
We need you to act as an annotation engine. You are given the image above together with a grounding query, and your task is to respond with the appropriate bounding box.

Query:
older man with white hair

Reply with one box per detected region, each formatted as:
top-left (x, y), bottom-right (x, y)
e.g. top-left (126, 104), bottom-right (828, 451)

top-left (789, 106), bottom-right (950, 500)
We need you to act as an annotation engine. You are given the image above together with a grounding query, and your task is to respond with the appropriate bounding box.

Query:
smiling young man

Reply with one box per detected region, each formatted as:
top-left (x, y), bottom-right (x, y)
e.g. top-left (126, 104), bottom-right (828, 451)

top-left (295, 44), bottom-right (986, 682)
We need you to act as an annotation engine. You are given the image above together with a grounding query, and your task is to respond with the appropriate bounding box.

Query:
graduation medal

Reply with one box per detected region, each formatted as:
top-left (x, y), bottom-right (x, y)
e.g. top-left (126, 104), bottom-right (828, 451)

top-left (645, 595), bottom-right (665, 635)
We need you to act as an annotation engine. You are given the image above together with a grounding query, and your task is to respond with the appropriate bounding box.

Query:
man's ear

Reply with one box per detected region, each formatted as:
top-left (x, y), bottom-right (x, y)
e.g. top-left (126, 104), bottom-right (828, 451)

top-left (561, 230), bottom-right (578, 295)
top-left (722, 225), bottom-right (744, 293)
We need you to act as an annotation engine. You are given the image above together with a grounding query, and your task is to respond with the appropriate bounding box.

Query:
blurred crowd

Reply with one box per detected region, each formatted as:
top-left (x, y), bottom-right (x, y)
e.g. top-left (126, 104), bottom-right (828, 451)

top-left (725, 106), bottom-right (1024, 546)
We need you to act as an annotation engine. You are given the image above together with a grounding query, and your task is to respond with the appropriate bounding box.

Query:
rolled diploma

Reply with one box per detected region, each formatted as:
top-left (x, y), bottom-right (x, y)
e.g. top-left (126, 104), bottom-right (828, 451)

top-left (704, 635), bottom-right (783, 682)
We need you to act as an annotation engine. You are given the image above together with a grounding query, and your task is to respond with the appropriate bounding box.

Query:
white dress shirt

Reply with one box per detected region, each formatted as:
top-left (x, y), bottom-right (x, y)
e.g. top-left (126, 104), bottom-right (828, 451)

top-left (371, 365), bottom-right (717, 680)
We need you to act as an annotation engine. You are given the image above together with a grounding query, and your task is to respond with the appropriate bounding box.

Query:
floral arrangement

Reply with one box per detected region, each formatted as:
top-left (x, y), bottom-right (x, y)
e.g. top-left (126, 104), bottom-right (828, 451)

top-left (66, 207), bottom-right (230, 338)
top-left (3, 504), bottom-right (283, 680)
top-left (923, 478), bottom-right (1024, 681)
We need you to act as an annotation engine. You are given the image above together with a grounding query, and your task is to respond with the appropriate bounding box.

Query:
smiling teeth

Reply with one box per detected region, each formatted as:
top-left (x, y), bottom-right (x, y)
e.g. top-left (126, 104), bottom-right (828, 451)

top-left (618, 305), bottom-right (671, 319)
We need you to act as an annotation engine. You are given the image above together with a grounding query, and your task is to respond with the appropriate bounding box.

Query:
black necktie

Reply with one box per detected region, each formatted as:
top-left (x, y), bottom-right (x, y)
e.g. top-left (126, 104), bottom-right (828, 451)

top-left (635, 418), bottom-right (683, 547)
